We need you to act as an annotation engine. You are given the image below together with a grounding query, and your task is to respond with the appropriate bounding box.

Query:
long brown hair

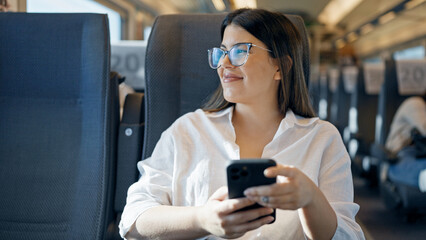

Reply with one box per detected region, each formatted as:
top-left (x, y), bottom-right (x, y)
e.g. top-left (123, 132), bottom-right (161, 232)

top-left (202, 8), bottom-right (315, 118)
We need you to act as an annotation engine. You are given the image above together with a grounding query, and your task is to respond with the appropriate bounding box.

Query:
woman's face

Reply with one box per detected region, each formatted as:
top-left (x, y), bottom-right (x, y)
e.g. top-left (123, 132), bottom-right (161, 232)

top-left (218, 24), bottom-right (281, 106)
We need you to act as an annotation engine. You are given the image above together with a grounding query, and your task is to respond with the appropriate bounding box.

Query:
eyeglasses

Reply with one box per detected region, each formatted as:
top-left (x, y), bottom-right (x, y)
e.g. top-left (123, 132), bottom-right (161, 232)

top-left (207, 43), bottom-right (271, 69)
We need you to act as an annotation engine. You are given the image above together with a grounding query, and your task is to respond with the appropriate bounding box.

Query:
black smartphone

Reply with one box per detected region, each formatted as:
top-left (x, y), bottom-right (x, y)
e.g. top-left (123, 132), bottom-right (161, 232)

top-left (226, 159), bottom-right (276, 223)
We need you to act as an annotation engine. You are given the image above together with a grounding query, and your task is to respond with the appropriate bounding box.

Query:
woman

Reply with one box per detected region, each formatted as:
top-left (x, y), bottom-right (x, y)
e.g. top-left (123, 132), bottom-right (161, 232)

top-left (120, 9), bottom-right (364, 239)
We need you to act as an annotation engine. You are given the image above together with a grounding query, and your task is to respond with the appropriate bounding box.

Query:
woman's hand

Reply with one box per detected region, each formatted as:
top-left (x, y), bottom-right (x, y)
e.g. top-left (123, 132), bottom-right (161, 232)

top-left (196, 186), bottom-right (275, 239)
top-left (243, 165), bottom-right (319, 210)
top-left (244, 165), bottom-right (338, 240)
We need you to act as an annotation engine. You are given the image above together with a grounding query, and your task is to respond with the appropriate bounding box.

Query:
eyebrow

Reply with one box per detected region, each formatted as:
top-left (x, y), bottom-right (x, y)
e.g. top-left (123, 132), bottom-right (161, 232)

top-left (220, 42), bottom-right (251, 49)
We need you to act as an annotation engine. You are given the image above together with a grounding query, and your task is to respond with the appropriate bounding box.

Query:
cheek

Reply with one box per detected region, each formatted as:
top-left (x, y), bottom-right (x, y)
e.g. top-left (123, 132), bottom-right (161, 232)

top-left (217, 68), bottom-right (223, 79)
top-left (241, 67), bottom-right (262, 85)
top-left (244, 63), bottom-right (276, 82)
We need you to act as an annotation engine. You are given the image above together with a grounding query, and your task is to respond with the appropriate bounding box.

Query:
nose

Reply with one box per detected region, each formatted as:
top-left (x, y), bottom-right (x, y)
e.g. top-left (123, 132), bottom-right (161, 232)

top-left (219, 53), bottom-right (234, 68)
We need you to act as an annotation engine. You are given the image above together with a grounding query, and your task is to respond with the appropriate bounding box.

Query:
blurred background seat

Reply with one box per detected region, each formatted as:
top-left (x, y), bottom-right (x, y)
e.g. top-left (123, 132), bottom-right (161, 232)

top-left (348, 65), bottom-right (379, 184)
top-left (376, 58), bottom-right (426, 220)
top-left (329, 67), bottom-right (351, 138)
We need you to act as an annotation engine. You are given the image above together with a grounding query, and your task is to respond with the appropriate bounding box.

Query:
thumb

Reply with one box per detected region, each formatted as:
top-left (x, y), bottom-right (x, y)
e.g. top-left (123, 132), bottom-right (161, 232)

top-left (209, 186), bottom-right (228, 201)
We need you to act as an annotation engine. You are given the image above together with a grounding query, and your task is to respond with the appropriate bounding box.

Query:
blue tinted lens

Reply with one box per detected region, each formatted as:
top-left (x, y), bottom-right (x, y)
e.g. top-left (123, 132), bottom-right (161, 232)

top-left (208, 48), bottom-right (224, 68)
top-left (229, 44), bottom-right (249, 66)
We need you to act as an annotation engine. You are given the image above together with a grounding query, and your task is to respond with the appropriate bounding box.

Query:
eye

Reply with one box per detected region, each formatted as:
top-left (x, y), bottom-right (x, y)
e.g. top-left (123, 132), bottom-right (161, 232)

top-left (235, 48), bottom-right (247, 54)
top-left (232, 45), bottom-right (249, 56)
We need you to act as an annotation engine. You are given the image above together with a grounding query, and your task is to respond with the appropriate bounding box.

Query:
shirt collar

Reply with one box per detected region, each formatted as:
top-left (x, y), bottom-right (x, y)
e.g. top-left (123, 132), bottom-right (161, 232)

top-left (273, 109), bottom-right (319, 141)
top-left (283, 109), bottom-right (319, 128)
top-left (207, 106), bottom-right (317, 127)
top-left (205, 106), bottom-right (234, 119)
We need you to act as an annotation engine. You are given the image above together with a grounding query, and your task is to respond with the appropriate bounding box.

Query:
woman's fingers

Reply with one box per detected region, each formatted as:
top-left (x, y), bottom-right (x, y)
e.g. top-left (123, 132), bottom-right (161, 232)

top-left (223, 207), bottom-right (274, 225)
top-left (248, 194), bottom-right (295, 205)
top-left (209, 186), bottom-right (228, 201)
top-left (264, 164), bottom-right (297, 178)
top-left (202, 186), bottom-right (276, 238)
top-left (212, 200), bottom-right (274, 237)
top-left (209, 186), bottom-right (259, 215)
top-left (229, 215), bottom-right (275, 234)
top-left (244, 194), bottom-right (300, 209)
top-left (220, 210), bottom-right (275, 238)
top-left (217, 197), bottom-right (256, 215)
top-left (244, 164), bottom-right (318, 210)
top-left (244, 181), bottom-right (295, 197)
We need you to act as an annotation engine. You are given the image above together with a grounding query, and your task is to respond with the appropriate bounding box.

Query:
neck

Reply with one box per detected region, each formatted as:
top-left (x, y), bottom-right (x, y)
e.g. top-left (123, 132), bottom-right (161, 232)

top-left (233, 102), bottom-right (284, 128)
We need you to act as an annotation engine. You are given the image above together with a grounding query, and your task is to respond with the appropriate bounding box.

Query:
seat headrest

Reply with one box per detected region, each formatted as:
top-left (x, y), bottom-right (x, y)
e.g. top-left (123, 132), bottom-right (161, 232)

top-left (363, 62), bottom-right (385, 95)
top-left (0, 13), bottom-right (110, 99)
top-left (395, 59), bottom-right (426, 95)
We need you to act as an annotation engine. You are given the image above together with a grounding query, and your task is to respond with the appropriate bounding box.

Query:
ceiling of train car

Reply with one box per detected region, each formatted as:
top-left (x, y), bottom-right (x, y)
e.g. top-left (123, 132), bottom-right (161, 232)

top-left (140, 0), bottom-right (202, 13)
top-left (137, 0), bottom-right (332, 20)
top-left (339, 0), bottom-right (404, 31)
top-left (351, 2), bottom-right (426, 56)
top-left (257, 0), bottom-right (330, 21)
top-left (115, 0), bottom-right (425, 57)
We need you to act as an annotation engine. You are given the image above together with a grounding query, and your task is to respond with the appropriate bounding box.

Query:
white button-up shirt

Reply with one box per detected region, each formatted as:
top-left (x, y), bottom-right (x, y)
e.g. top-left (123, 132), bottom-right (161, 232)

top-left (120, 107), bottom-right (365, 239)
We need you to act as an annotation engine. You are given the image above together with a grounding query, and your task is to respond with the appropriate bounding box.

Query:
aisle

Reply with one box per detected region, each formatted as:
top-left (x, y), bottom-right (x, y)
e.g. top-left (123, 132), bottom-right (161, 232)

top-left (353, 176), bottom-right (426, 240)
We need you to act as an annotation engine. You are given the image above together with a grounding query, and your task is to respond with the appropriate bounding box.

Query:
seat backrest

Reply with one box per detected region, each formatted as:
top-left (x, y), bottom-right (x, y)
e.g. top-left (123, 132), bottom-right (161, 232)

top-left (329, 68), bottom-right (351, 135)
top-left (309, 78), bottom-right (320, 116)
top-left (142, 13), bottom-right (311, 159)
top-left (0, 13), bottom-right (118, 239)
top-left (375, 59), bottom-right (409, 146)
top-left (351, 65), bottom-right (378, 147)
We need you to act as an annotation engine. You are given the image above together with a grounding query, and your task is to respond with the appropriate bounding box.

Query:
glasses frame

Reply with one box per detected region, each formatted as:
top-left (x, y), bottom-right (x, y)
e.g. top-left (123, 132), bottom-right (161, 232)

top-left (208, 42), bottom-right (272, 69)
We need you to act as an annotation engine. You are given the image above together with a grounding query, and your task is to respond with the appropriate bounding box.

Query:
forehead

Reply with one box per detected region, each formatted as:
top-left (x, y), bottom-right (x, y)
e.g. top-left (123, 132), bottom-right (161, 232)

top-left (221, 24), bottom-right (263, 48)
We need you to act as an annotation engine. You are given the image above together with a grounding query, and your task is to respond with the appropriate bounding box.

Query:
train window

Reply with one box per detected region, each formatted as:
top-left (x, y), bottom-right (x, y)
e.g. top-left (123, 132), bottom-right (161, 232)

top-left (27, 0), bottom-right (121, 42)
top-left (394, 45), bottom-right (425, 60)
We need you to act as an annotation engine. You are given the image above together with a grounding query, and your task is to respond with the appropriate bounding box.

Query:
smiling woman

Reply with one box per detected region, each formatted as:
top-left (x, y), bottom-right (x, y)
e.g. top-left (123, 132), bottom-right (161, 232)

top-left (120, 8), bottom-right (365, 240)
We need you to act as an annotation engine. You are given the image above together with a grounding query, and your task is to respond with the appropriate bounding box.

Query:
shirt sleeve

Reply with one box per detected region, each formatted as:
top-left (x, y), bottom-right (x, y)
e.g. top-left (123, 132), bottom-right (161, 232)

top-left (318, 124), bottom-right (365, 240)
top-left (118, 128), bottom-right (175, 238)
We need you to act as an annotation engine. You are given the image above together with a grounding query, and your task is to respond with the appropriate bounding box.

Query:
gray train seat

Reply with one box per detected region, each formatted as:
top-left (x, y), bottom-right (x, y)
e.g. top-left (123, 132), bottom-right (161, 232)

top-left (0, 13), bottom-right (118, 239)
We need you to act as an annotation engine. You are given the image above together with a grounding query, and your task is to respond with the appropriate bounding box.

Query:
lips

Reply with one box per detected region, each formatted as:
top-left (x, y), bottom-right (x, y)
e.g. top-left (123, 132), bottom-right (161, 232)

top-left (223, 73), bottom-right (243, 83)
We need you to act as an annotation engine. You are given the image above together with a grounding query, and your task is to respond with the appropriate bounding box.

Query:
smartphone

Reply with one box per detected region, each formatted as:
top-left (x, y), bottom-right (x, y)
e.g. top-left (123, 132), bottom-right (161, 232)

top-left (226, 159), bottom-right (276, 223)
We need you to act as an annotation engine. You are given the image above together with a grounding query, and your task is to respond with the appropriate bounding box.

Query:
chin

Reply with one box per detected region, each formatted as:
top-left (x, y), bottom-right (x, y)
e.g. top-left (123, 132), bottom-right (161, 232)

top-left (223, 95), bottom-right (240, 104)
top-left (222, 87), bottom-right (244, 103)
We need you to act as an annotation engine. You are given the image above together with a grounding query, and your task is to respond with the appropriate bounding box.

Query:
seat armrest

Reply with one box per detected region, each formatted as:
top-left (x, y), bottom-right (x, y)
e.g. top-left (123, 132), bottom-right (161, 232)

top-left (121, 93), bottom-right (144, 124)
top-left (114, 93), bottom-right (145, 212)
